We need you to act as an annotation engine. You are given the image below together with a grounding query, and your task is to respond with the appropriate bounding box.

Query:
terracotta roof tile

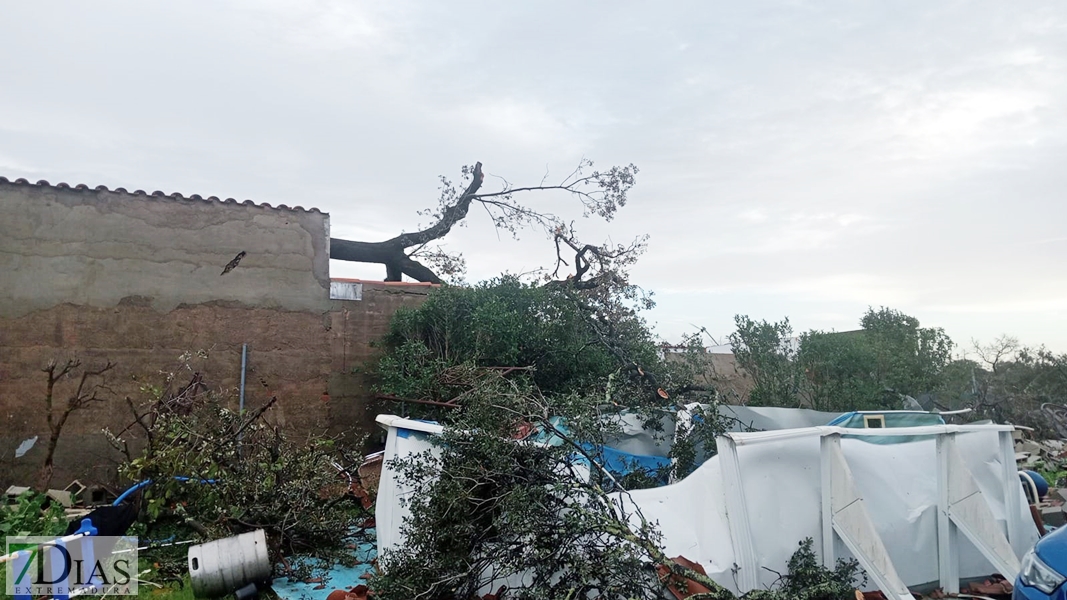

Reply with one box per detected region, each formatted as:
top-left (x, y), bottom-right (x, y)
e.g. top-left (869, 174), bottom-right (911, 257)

top-left (0, 176), bottom-right (325, 214)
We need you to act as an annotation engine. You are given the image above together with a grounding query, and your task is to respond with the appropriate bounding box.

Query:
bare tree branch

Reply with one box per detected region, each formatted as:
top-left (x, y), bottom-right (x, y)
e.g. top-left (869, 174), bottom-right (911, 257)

top-left (329, 161), bottom-right (639, 284)
top-left (38, 359), bottom-right (115, 489)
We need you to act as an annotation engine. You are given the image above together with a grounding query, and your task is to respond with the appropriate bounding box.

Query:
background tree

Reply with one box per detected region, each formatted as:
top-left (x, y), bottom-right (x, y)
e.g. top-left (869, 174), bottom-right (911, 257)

top-left (330, 160), bottom-right (639, 283)
top-left (933, 357), bottom-right (982, 410)
top-left (935, 336), bottom-right (1067, 433)
top-left (731, 307), bottom-right (954, 412)
top-left (797, 330), bottom-right (882, 412)
top-left (728, 316), bottom-right (801, 407)
top-left (859, 307), bottom-right (953, 397)
top-left (973, 335), bottom-right (1021, 377)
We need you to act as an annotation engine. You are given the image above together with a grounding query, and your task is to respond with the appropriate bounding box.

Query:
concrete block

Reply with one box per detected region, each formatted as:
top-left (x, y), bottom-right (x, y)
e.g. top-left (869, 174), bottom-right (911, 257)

top-left (5, 485), bottom-right (30, 504)
top-left (1044, 505), bottom-right (1067, 528)
top-left (1018, 440), bottom-right (1044, 455)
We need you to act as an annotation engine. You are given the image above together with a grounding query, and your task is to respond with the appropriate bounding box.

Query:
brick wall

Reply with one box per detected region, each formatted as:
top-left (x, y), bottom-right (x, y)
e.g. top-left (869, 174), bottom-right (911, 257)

top-left (0, 179), bottom-right (431, 489)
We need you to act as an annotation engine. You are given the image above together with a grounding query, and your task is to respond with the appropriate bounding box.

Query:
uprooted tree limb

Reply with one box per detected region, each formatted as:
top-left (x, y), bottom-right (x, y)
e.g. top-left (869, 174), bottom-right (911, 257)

top-left (372, 374), bottom-right (863, 600)
top-left (329, 160), bottom-right (640, 283)
top-left (111, 381), bottom-right (370, 579)
top-left (359, 155), bottom-right (872, 598)
top-left (511, 406), bottom-right (858, 600)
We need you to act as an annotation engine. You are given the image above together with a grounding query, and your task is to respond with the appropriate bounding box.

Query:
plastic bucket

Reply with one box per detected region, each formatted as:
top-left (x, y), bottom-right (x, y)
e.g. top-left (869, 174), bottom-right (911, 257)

top-left (188, 529), bottom-right (271, 598)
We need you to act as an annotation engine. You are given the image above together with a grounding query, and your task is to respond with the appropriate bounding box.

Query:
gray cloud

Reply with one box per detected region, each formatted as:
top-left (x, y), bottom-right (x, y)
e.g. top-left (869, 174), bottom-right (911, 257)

top-left (3, 1), bottom-right (1067, 351)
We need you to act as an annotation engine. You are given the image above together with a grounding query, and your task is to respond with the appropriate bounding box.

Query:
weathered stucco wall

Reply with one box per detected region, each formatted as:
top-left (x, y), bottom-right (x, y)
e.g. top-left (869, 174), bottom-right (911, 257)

top-left (0, 179), bottom-right (332, 317)
top-left (0, 179), bottom-right (430, 489)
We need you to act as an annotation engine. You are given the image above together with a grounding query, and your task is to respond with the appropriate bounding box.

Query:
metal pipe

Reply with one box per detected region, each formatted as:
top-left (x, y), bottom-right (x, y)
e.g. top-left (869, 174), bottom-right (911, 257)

top-left (239, 343), bottom-right (248, 415)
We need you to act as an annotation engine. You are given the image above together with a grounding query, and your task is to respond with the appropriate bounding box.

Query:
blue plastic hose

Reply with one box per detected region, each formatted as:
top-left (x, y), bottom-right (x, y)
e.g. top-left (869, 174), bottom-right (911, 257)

top-left (112, 477), bottom-right (216, 506)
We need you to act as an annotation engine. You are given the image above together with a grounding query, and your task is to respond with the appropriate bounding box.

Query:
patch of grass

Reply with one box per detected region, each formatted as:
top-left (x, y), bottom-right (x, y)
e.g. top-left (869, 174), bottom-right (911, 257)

top-left (0, 556), bottom-right (195, 600)
top-left (1038, 468), bottom-right (1067, 489)
top-left (132, 575), bottom-right (197, 600)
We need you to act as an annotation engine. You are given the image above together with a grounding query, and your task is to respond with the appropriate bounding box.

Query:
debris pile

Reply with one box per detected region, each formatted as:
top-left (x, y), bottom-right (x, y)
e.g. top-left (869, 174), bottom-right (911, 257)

top-left (1016, 436), bottom-right (1067, 477)
top-left (4, 479), bottom-right (117, 522)
top-left (1015, 430), bottom-right (1067, 528)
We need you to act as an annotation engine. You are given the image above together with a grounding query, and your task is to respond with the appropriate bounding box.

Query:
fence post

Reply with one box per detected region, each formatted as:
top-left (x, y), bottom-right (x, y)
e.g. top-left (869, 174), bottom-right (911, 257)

top-left (11, 548), bottom-right (32, 600)
top-left (50, 538), bottom-right (69, 600)
top-left (74, 519), bottom-right (99, 588)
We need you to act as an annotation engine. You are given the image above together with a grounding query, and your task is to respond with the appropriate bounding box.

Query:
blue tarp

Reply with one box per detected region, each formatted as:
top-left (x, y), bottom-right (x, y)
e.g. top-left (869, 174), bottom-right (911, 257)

top-left (528, 417), bottom-right (673, 483)
top-left (827, 411), bottom-right (945, 428)
top-left (273, 528), bottom-right (377, 600)
top-left (827, 411), bottom-right (946, 444)
top-left (580, 443), bottom-right (673, 484)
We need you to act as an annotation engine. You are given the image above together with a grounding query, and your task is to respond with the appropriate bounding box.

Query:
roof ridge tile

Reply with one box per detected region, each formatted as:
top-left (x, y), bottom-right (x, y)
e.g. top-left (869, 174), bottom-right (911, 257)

top-left (0, 176), bottom-right (324, 214)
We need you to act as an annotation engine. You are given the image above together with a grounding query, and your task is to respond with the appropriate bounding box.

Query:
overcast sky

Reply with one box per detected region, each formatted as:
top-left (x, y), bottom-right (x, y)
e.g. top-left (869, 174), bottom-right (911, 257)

top-left (3, 2), bottom-right (1067, 354)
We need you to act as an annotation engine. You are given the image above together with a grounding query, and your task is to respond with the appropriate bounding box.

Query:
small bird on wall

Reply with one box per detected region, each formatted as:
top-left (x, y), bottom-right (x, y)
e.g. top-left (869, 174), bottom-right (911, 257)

top-left (221, 251), bottom-right (246, 275)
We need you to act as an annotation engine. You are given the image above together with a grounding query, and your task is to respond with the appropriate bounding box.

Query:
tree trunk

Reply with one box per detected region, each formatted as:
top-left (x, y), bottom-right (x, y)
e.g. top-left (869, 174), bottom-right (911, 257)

top-left (37, 430), bottom-right (61, 490)
top-left (328, 162), bottom-right (483, 283)
top-left (329, 239), bottom-right (443, 283)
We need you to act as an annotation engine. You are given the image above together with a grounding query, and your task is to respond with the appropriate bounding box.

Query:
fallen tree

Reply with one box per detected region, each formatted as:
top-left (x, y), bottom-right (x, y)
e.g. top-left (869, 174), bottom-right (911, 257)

top-left (371, 373), bottom-right (864, 600)
top-left (364, 160), bottom-right (865, 598)
top-left (372, 276), bottom-right (863, 597)
top-left (329, 160), bottom-right (640, 283)
top-left (106, 357), bottom-right (370, 580)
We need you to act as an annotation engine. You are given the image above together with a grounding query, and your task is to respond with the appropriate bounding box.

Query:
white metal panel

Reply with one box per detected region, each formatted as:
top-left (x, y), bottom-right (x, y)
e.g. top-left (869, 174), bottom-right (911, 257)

top-left (726, 423), bottom-right (1015, 446)
top-left (718, 436), bottom-right (760, 592)
top-left (826, 436), bottom-right (913, 600)
top-left (820, 435), bottom-right (835, 569)
top-left (936, 434), bottom-right (960, 593)
top-left (374, 417), bottom-right (441, 557)
top-left (329, 281), bottom-right (363, 301)
top-left (1000, 431), bottom-right (1030, 556)
top-left (943, 434), bottom-right (1021, 580)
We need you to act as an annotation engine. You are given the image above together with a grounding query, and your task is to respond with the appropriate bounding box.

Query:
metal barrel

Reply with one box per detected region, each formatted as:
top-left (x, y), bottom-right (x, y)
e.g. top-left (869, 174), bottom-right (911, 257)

top-left (187, 529), bottom-right (271, 598)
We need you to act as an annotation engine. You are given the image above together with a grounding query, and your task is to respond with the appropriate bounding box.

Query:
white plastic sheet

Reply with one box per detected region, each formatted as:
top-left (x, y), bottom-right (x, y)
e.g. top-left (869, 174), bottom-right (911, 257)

top-left (374, 415), bottom-right (1039, 595)
top-left (711, 404), bottom-right (842, 431)
top-left (619, 426), bottom-right (1038, 594)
